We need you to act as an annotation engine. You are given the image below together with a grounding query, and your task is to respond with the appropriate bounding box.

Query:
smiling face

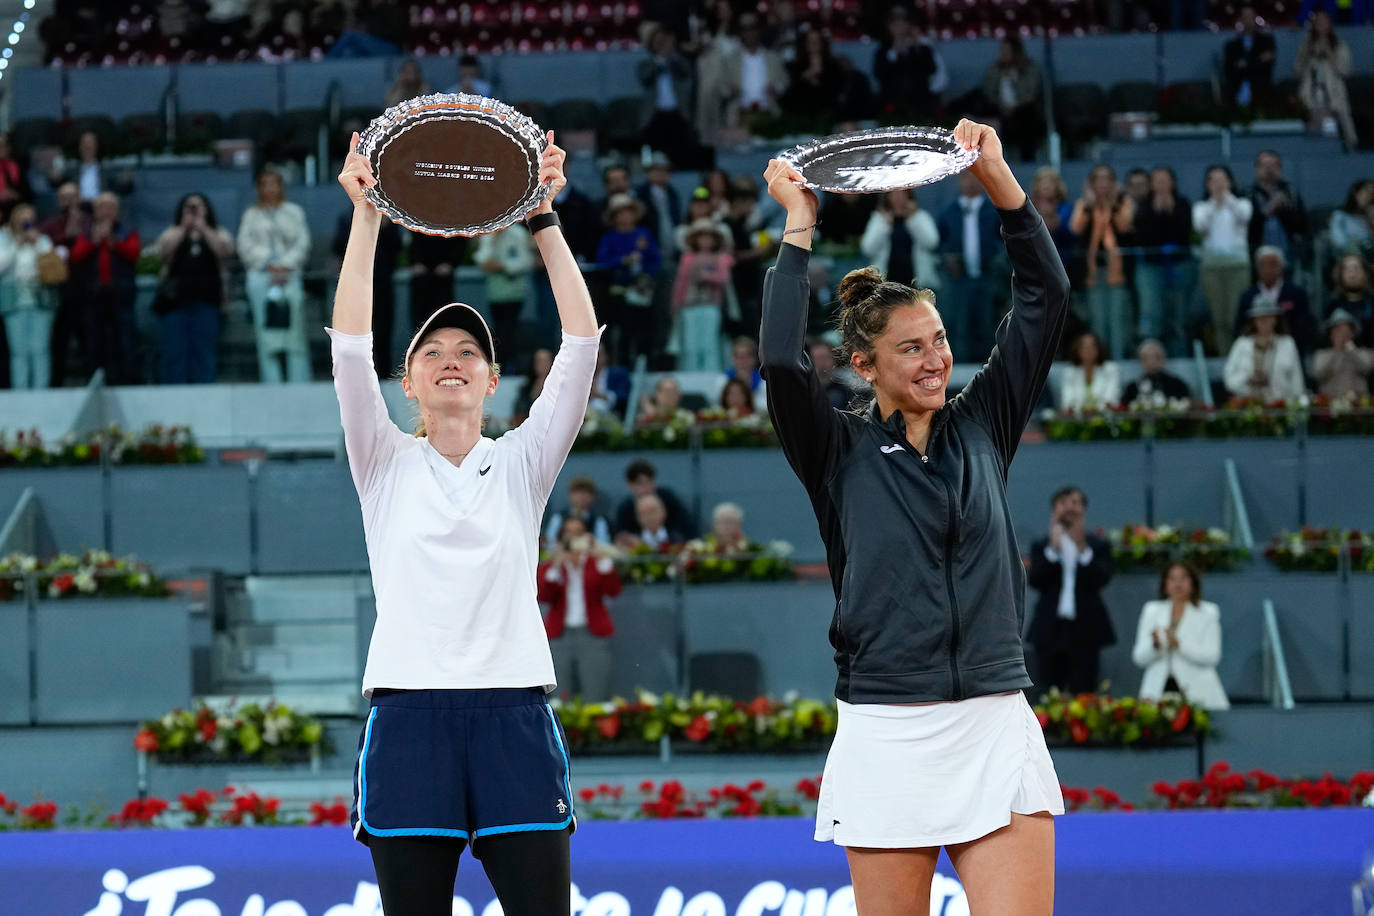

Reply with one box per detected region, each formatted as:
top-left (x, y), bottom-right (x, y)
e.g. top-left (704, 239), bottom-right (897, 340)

top-left (854, 301), bottom-right (953, 416)
top-left (402, 328), bottom-right (497, 415)
top-left (1164, 564), bottom-right (1196, 603)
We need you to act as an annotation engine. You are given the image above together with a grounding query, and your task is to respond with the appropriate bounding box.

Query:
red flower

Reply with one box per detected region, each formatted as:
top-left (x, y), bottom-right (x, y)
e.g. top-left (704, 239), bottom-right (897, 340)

top-left (746, 780), bottom-right (765, 793)
top-left (683, 715), bottom-right (711, 743)
top-left (578, 787), bottom-right (596, 803)
top-left (21, 801), bottom-right (57, 828)
top-left (594, 713), bottom-right (621, 740)
top-left (1092, 787), bottom-right (1121, 806)
top-left (308, 802), bottom-right (349, 826)
top-left (178, 788), bottom-right (216, 817)
top-left (1068, 718), bottom-right (1089, 744)
top-left (1035, 711), bottom-right (1050, 728)
top-left (133, 729), bottom-right (160, 753)
top-left (1248, 769), bottom-right (1282, 792)
top-left (1170, 706), bottom-right (1191, 732)
top-left (744, 696), bottom-right (774, 717)
top-left (52, 573), bottom-right (74, 594)
top-left (198, 718), bottom-right (218, 742)
top-left (795, 778), bottom-right (821, 800)
top-left (638, 780), bottom-right (655, 793)
top-left (0, 793), bottom-right (15, 815)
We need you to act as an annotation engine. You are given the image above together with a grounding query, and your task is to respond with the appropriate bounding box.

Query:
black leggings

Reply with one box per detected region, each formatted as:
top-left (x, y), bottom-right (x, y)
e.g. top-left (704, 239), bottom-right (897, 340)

top-left (367, 827), bottom-right (571, 916)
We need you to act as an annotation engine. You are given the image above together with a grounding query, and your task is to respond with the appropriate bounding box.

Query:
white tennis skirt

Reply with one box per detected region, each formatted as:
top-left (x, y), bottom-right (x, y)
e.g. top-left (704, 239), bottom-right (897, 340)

top-left (815, 690), bottom-right (1064, 848)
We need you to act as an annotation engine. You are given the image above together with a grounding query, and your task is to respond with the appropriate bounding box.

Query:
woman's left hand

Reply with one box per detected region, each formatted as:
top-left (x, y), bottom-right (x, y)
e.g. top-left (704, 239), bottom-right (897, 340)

top-left (529, 131), bottom-right (566, 217)
top-left (953, 118), bottom-right (1004, 168)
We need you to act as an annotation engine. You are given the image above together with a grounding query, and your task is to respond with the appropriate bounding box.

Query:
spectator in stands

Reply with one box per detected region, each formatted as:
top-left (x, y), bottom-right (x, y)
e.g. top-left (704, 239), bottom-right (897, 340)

top-left (0, 133), bottom-right (30, 223)
top-left (980, 36), bottom-right (1043, 162)
top-left (545, 475), bottom-right (613, 546)
top-left (598, 193), bottom-right (661, 364)
top-left (1327, 253), bottom-right (1374, 346)
top-left (807, 336), bottom-right (854, 409)
top-left (710, 501), bottom-right (751, 553)
top-left (1330, 180), bottom-right (1374, 257)
top-left (407, 231), bottom-right (467, 328)
top-left (1194, 165), bottom-right (1253, 354)
top-left (46, 131), bottom-right (133, 202)
top-left (636, 152), bottom-right (682, 261)
top-left (1058, 331), bottom-right (1121, 410)
top-left (589, 340), bottom-right (631, 416)
top-left (1028, 486), bottom-right (1116, 694)
top-left (724, 334), bottom-right (764, 400)
top-left (636, 27), bottom-right (697, 166)
top-left (819, 189), bottom-right (877, 250)
top-left (600, 165), bottom-right (634, 213)
top-left (704, 169), bottom-right (732, 218)
top-left (546, 181), bottom-right (602, 264)
top-left (719, 376), bottom-right (755, 415)
top-left (1132, 167), bottom-right (1195, 356)
top-left (1248, 151), bottom-right (1307, 264)
top-left (873, 6), bottom-right (943, 121)
top-left (938, 169), bottom-right (1005, 358)
top-left (1294, 9), bottom-right (1358, 149)
top-left (238, 168), bottom-right (311, 383)
top-left (613, 457), bottom-right (695, 542)
top-left (720, 12), bottom-right (788, 131)
top-left (725, 178), bottom-right (773, 334)
top-left (781, 29), bottom-right (841, 127)
top-left (384, 58), bottom-right (430, 108)
top-left (860, 189), bottom-right (940, 291)
top-left (763, 0), bottom-right (802, 62)
top-left (637, 375), bottom-right (691, 425)
top-left (1071, 165), bottom-right (1136, 360)
top-left (1223, 3), bottom-right (1277, 109)
top-left (1124, 168), bottom-right (1150, 208)
top-left (1031, 167), bottom-right (1076, 270)
top-left (669, 219), bottom-right (735, 372)
top-left (511, 346), bottom-right (554, 424)
top-left (629, 492), bottom-right (686, 550)
top-left (1234, 246), bottom-right (1317, 353)
top-left (1132, 562), bottom-right (1230, 709)
top-left (539, 515), bottom-right (623, 702)
top-left (1313, 308), bottom-right (1374, 396)
top-left (1122, 338), bottom-right (1192, 404)
top-left (675, 186), bottom-right (733, 254)
top-left (1224, 300), bottom-right (1306, 401)
top-left (39, 182), bottom-right (88, 387)
top-left (333, 205), bottom-right (400, 377)
top-left (151, 194), bottom-right (235, 384)
top-left (70, 192), bottom-right (140, 384)
top-left (694, 0), bottom-right (739, 145)
top-left (451, 55), bottom-right (493, 97)
top-left (0, 203), bottom-right (58, 389)
top-left (475, 222), bottom-right (534, 367)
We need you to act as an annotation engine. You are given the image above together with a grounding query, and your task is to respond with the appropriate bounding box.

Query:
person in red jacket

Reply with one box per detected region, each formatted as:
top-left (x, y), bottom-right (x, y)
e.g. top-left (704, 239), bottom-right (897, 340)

top-left (538, 516), bottom-right (623, 701)
top-left (69, 191), bottom-right (141, 383)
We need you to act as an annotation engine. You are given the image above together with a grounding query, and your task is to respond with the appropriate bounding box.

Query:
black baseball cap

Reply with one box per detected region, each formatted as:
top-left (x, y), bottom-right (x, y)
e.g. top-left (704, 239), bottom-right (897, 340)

top-left (404, 302), bottom-right (497, 367)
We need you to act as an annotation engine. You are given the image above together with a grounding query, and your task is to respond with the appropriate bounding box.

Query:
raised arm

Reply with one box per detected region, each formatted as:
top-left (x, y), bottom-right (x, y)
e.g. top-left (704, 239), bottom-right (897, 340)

top-left (950, 119), bottom-right (1070, 467)
top-left (332, 132), bottom-right (381, 336)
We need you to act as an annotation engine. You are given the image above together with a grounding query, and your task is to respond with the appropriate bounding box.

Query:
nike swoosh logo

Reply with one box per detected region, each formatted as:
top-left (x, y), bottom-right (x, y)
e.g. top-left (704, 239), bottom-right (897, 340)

top-left (479, 464), bottom-right (491, 476)
top-left (879, 444), bottom-right (904, 454)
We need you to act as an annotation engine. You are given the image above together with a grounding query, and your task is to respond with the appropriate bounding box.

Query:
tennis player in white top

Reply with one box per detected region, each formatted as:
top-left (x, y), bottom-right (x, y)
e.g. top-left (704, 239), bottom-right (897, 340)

top-left (332, 131), bottom-right (600, 916)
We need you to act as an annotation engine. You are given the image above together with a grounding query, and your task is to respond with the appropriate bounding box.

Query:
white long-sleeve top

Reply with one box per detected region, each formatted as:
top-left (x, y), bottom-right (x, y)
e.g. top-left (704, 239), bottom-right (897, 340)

top-left (329, 326), bottom-right (601, 696)
top-left (1192, 194), bottom-right (1253, 259)
top-left (1223, 334), bottom-right (1305, 402)
top-left (859, 209), bottom-right (941, 290)
top-left (1131, 599), bottom-right (1230, 709)
top-left (236, 201), bottom-right (310, 272)
top-left (0, 230), bottom-right (54, 311)
top-left (1057, 362), bottom-right (1122, 410)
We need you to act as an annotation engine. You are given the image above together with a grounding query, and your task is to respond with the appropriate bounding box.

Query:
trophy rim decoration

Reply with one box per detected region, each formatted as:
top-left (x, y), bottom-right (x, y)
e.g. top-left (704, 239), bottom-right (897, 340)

top-left (357, 92), bottom-right (549, 237)
top-left (778, 126), bottom-right (980, 194)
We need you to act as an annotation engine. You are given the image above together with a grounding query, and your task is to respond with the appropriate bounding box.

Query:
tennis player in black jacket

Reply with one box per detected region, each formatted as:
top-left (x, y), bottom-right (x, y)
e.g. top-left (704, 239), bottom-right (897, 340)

top-left (759, 119), bottom-right (1068, 915)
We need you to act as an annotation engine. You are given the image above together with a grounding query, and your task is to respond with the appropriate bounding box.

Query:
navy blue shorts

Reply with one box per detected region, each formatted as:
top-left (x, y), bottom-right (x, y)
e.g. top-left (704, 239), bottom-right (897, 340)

top-left (350, 687), bottom-right (575, 847)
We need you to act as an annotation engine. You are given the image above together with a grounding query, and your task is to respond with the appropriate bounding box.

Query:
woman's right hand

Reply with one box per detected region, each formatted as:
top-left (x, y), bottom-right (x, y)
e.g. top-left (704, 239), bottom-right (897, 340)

top-left (338, 132), bottom-right (377, 209)
top-left (764, 159), bottom-right (818, 221)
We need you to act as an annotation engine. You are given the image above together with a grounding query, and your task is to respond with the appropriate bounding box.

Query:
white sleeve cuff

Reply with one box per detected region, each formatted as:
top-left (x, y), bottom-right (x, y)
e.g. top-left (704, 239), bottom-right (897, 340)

top-left (544, 567), bottom-right (562, 583)
top-left (1043, 545), bottom-right (1061, 562)
top-left (595, 557), bottom-right (615, 575)
top-left (1077, 546), bottom-right (1094, 565)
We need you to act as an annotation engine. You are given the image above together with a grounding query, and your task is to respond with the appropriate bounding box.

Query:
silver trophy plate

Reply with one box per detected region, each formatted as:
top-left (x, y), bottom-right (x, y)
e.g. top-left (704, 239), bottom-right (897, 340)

top-left (778, 126), bottom-right (979, 194)
top-left (357, 93), bottom-right (548, 237)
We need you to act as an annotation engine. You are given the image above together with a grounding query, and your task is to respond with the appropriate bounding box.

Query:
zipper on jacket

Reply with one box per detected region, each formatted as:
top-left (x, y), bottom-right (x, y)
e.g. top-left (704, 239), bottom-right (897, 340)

top-left (937, 471), bottom-right (964, 701)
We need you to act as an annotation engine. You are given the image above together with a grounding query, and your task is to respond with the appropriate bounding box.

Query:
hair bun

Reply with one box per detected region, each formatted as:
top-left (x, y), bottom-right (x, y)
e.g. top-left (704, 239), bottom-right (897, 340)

top-left (836, 266), bottom-right (884, 310)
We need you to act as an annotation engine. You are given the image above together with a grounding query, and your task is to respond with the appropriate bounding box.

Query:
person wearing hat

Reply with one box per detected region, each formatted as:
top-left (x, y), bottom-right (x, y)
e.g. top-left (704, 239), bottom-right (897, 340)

top-left (330, 130), bottom-right (600, 916)
top-left (1223, 298), bottom-right (1306, 401)
top-left (1313, 308), bottom-right (1374, 396)
top-left (668, 217), bottom-right (737, 371)
top-left (597, 192), bottom-right (661, 363)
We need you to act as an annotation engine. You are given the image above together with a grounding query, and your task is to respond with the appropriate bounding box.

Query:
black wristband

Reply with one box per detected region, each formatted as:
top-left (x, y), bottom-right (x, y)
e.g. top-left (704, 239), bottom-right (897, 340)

top-left (525, 211), bottom-right (562, 235)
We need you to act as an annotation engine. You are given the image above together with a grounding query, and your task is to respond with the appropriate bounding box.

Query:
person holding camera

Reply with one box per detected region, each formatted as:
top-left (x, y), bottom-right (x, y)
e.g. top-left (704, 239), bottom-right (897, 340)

top-left (151, 194), bottom-right (235, 384)
top-left (0, 203), bottom-right (58, 388)
top-left (238, 168), bottom-right (311, 383)
top-left (538, 516), bottom-right (624, 702)
top-left (1027, 485), bottom-right (1116, 694)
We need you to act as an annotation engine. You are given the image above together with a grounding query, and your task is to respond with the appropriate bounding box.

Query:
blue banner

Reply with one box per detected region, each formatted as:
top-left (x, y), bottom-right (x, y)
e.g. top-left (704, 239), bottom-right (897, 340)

top-left (0, 811), bottom-right (1370, 915)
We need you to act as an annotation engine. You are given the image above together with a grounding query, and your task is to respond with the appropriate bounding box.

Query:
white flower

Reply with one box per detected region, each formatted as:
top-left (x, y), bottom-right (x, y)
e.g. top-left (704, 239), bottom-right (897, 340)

top-left (136, 571), bottom-right (151, 587)
top-left (73, 569), bottom-right (98, 594)
top-left (162, 713), bottom-right (176, 728)
top-left (1155, 525), bottom-right (1175, 540)
top-left (209, 733), bottom-right (227, 754)
top-left (46, 582), bottom-right (61, 598)
top-left (663, 427), bottom-right (677, 442)
top-left (768, 540), bottom-right (794, 558)
top-left (637, 690), bottom-right (660, 707)
top-left (1207, 528), bottom-right (1228, 542)
top-left (86, 550), bottom-right (112, 565)
top-left (263, 720), bottom-right (281, 746)
top-left (1291, 541), bottom-right (1306, 557)
top-left (18, 555), bottom-right (38, 573)
top-left (1364, 790), bottom-right (1374, 808)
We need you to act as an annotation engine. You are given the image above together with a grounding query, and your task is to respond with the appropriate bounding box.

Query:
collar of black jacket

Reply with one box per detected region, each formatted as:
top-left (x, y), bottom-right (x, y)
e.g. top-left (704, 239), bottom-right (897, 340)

top-left (863, 399), bottom-right (952, 440)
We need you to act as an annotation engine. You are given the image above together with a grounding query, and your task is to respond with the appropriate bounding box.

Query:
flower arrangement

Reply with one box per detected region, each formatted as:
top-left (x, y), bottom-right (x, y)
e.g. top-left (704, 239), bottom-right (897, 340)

top-left (0, 424), bottom-right (205, 469)
top-left (1106, 524), bottom-right (1247, 573)
top-left (694, 409), bottom-right (777, 449)
top-left (633, 410), bottom-right (696, 451)
top-left (571, 410), bottom-right (778, 453)
top-left (572, 410), bottom-right (630, 453)
top-left (0, 550), bottom-right (169, 601)
top-left (134, 700), bottom-right (329, 763)
top-left (1264, 528), bottom-right (1374, 572)
top-left (1304, 392), bottom-right (1374, 436)
top-left (679, 535), bottom-right (794, 584)
top-left (552, 691), bottom-right (837, 755)
top-left (619, 541), bottom-right (683, 584)
top-left (1152, 761), bottom-right (1374, 809)
top-left (1039, 397), bottom-right (1314, 442)
top-left (579, 778), bottom-right (816, 820)
top-left (1059, 785), bottom-right (1135, 812)
top-left (1033, 689), bottom-right (1211, 748)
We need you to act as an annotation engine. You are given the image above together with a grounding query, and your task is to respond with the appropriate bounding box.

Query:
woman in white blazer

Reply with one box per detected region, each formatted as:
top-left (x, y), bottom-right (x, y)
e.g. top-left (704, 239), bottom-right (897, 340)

top-left (1223, 300), bottom-right (1305, 402)
top-left (1058, 330), bottom-right (1121, 410)
top-left (1132, 562), bottom-right (1230, 709)
top-left (859, 189), bottom-right (940, 291)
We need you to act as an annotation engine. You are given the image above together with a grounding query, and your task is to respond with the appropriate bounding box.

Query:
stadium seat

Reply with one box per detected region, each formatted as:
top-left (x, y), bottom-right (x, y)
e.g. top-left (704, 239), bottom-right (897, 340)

top-left (224, 109), bottom-right (281, 151)
top-left (175, 111), bottom-right (225, 153)
top-left (62, 116), bottom-right (119, 155)
top-left (118, 113), bottom-right (167, 155)
top-left (599, 96), bottom-right (645, 154)
top-left (548, 98), bottom-right (603, 132)
top-left (280, 109), bottom-right (326, 160)
top-left (10, 118), bottom-right (59, 160)
top-left (1053, 83), bottom-right (1109, 155)
top-left (1108, 80), bottom-right (1160, 114)
top-left (689, 652), bottom-right (762, 699)
top-left (513, 99), bottom-right (552, 130)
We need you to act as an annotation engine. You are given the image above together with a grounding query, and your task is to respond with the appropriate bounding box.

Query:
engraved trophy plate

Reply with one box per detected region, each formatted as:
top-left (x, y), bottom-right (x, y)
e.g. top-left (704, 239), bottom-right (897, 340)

top-left (357, 93), bottom-right (548, 236)
top-left (778, 126), bottom-right (979, 194)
